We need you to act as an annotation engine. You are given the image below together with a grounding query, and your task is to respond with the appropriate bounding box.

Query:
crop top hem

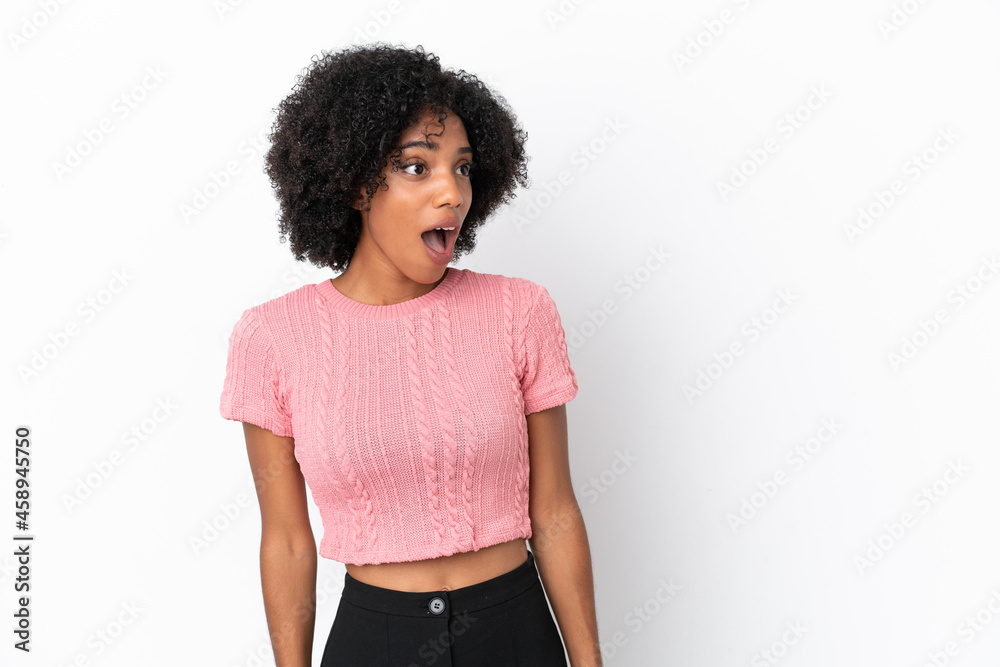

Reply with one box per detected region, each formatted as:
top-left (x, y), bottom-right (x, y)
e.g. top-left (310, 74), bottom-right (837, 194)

top-left (319, 522), bottom-right (533, 566)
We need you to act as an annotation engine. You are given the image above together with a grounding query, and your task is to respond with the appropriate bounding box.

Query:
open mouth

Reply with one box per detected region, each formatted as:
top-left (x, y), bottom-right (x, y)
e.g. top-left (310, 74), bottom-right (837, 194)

top-left (421, 226), bottom-right (456, 255)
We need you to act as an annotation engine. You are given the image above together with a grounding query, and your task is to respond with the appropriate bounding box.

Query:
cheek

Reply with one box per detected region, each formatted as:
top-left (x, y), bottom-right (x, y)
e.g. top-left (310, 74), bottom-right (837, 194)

top-left (369, 181), bottom-right (413, 217)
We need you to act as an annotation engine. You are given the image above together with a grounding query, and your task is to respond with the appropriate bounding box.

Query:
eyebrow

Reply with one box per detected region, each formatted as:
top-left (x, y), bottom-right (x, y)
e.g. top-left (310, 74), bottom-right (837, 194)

top-left (397, 139), bottom-right (473, 155)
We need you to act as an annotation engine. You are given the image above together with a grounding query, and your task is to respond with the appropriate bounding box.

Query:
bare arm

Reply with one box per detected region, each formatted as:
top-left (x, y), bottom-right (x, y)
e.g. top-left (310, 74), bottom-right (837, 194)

top-left (243, 422), bottom-right (317, 667)
top-left (526, 404), bottom-right (603, 667)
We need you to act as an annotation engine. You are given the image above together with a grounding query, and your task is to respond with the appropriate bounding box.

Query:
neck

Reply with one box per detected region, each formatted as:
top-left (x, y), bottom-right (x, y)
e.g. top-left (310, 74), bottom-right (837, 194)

top-left (331, 263), bottom-right (449, 306)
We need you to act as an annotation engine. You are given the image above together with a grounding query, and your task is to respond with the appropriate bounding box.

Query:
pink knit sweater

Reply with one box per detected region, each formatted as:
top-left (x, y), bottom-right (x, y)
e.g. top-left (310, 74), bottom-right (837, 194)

top-left (219, 267), bottom-right (578, 565)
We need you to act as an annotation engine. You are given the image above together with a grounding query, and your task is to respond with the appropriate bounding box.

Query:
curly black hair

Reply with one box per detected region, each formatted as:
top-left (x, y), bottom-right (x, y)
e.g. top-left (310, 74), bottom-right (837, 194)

top-left (263, 43), bottom-right (530, 271)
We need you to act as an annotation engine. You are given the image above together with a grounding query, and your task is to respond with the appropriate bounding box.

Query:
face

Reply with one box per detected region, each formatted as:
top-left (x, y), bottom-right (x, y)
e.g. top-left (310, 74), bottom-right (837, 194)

top-left (353, 109), bottom-right (474, 283)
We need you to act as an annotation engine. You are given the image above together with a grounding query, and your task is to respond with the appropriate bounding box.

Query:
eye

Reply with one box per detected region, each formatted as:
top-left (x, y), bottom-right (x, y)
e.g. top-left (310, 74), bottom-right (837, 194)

top-left (401, 162), bottom-right (425, 175)
top-left (457, 162), bottom-right (474, 177)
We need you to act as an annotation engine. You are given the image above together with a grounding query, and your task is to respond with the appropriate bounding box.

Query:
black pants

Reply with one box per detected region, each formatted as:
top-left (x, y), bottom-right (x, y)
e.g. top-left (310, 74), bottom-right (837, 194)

top-left (320, 550), bottom-right (568, 666)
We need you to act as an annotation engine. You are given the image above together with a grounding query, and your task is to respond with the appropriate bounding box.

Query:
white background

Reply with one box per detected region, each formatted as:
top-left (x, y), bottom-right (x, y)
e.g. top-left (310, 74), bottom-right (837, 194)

top-left (3, 0), bottom-right (1000, 665)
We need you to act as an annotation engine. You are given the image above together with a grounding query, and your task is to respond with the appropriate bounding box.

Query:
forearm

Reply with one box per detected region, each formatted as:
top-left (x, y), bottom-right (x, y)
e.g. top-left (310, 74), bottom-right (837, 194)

top-left (259, 538), bottom-right (317, 667)
top-left (529, 502), bottom-right (603, 667)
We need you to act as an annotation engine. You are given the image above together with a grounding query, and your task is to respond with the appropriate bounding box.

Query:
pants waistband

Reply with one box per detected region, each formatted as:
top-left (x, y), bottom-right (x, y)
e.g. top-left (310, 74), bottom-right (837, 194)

top-left (341, 549), bottom-right (539, 618)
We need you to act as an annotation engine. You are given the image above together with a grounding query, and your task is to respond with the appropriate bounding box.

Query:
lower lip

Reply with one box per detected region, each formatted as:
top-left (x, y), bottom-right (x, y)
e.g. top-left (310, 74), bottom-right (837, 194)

top-left (422, 233), bottom-right (453, 265)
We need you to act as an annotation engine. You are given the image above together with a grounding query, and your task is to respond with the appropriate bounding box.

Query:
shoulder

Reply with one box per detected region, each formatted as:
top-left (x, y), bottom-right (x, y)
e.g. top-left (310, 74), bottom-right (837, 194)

top-left (238, 282), bottom-right (317, 322)
top-left (227, 282), bottom-right (319, 350)
top-left (455, 268), bottom-right (545, 308)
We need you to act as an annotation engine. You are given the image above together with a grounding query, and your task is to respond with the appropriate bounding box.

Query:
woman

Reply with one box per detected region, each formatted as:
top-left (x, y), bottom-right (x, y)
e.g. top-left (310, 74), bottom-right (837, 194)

top-left (220, 43), bottom-right (601, 666)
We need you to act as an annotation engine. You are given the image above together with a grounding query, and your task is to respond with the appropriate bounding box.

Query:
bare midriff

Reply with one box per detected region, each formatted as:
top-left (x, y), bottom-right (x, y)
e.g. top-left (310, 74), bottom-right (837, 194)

top-left (345, 538), bottom-right (529, 592)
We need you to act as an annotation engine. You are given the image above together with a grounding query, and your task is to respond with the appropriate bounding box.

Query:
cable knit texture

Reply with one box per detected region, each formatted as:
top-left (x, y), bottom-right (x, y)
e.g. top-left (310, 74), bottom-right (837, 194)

top-left (219, 268), bottom-right (578, 565)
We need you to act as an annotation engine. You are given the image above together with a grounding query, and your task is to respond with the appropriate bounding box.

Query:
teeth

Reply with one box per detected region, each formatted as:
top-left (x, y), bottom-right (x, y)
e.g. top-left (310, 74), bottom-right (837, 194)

top-left (434, 227), bottom-right (455, 231)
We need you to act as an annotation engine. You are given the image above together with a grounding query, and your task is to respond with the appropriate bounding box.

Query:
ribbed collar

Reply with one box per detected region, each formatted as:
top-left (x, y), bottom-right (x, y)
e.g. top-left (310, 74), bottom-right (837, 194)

top-left (315, 267), bottom-right (464, 319)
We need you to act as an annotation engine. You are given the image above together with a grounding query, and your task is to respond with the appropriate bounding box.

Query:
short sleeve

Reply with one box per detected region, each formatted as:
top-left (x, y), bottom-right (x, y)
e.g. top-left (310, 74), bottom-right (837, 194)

top-left (520, 284), bottom-right (579, 415)
top-left (219, 308), bottom-right (294, 438)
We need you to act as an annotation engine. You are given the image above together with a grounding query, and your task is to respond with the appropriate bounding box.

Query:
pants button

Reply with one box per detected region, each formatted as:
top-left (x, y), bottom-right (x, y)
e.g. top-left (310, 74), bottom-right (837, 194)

top-left (428, 596), bottom-right (446, 615)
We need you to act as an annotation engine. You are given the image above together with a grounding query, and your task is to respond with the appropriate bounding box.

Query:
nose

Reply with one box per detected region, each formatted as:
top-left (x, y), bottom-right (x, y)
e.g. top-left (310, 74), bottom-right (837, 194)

top-left (431, 170), bottom-right (465, 210)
